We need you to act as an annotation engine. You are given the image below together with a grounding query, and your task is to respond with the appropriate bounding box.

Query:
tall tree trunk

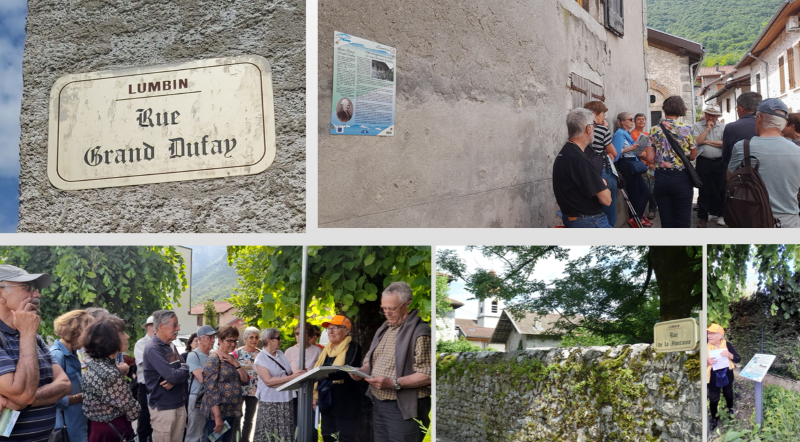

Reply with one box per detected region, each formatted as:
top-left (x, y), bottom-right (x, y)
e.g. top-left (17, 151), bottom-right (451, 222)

top-left (650, 246), bottom-right (701, 321)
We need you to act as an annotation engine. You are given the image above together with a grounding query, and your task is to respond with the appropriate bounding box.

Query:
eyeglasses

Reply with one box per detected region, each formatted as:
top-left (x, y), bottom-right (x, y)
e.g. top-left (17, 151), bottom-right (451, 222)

top-left (222, 338), bottom-right (237, 344)
top-left (624, 118), bottom-right (634, 122)
top-left (380, 301), bottom-right (409, 315)
top-left (166, 322), bottom-right (180, 328)
top-left (327, 325), bottom-right (347, 331)
top-left (269, 336), bottom-right (281, 341)
top-left (0, 283), bottom-right (38, 293)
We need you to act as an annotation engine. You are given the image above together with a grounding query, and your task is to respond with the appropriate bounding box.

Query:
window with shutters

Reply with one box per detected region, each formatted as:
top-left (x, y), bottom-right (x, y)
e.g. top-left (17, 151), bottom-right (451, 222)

top-left (789, 49), bottom-right (796, 90)
top-left (726, 98), bottom-right (731, 113)
top-left (491, 300), bottom-right (498, 313)
top-left (780, 56), bottom-right (786, 94)
top-left (605, 0), bottom-right (624, 37)
top-left (197, 315), bottom-right (203, 326)
top-left (569, 72), bottom-right (605, 108)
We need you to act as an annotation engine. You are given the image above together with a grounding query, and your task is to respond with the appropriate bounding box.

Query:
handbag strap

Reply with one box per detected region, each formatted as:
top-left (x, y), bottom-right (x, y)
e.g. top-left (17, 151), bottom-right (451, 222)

top-left (659, 122), bottom-right (692, 167)
top-left (266, 354), bottom-right (291, 376)
top-left (106, 420), bottom-right (135, 442)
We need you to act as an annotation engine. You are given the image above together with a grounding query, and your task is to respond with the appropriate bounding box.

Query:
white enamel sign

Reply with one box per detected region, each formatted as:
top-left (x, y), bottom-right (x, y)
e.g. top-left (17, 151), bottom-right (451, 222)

top-left (48, 55), bottom-right (276, 190)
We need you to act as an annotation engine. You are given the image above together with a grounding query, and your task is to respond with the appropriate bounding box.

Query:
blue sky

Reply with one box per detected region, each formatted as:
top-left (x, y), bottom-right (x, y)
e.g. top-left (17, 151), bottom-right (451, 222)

top-left (0, 0), bottom-right (26, 232)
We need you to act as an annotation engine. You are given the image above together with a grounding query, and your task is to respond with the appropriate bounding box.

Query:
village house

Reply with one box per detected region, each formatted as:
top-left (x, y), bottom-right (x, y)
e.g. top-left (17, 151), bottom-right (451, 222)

top-left (697, 64), bottom-right (736, 105)
top-left (734, 1), bottom-right (800, 112)
top-left (453, 297), bottom-right (506, 351)
top-left (190, 300), bottom-right (242, 327)
top-left (490, 311), bottom-right (566, 350)
top-left (319, 0), bottom-right (650, 228)
top-left (439, 297), bottom-right (464, 341)
top-left (702, 66), bottom-right (752, 124)
top-left (647, 28), bottom-right (705, 125)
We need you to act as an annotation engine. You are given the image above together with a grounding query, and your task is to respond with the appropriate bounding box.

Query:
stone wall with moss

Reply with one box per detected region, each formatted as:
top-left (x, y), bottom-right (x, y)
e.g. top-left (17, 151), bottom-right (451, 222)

top-left (436, 344), bottom-right (701, 442)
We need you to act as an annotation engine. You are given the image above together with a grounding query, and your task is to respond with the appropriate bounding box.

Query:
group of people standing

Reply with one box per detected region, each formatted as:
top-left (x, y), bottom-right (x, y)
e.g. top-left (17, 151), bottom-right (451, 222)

top-left (554, 91), bottom-right (800, 228)
top-left (0, 263), bottom-right (431, 442)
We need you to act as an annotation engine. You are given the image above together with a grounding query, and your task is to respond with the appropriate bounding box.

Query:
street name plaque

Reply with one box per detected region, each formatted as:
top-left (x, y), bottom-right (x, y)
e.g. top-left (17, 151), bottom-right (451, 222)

top-left (653, 318), bottom-right (699, 353)
top-left (47, 55), bottom-right (276, 190)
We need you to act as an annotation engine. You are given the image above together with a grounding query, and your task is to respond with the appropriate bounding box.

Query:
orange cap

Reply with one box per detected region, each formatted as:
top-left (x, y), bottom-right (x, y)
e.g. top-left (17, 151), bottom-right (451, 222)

top-left (322, 315), bottom-right (352, 330)
top-left (707, 323), bottom-right (725, 335)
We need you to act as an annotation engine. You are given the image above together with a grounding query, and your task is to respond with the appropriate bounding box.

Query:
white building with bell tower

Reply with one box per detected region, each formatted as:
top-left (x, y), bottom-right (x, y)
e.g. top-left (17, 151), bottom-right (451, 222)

top-left (477, 296), bottom-right (504, 328)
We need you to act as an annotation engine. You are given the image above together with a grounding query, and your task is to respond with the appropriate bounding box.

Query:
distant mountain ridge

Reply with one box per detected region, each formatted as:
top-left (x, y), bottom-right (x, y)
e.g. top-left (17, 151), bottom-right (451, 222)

top-left (189, 248), bottom-right (239, 307)
top-left (647, 0), bottom-right (783, 66)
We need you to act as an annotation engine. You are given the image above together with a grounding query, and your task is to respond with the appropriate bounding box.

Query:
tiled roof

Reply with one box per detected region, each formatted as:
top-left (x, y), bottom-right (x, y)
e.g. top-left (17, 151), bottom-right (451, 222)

top-left (697, 66), bottom-right (735, 77)
top-left (455, 318), bottom-right (495, 339)
top-left (490, 311), bottom-right (580, 343)
top-left (189, 301), bottom-right (234, 315)
top-left (446, 297), bottom-right (464, 308)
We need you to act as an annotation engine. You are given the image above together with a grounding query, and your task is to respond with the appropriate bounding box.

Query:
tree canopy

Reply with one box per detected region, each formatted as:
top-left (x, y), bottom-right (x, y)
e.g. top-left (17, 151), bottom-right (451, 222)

top-left (647, 0), bottom-right (783, 66)
top-left (0, 246), bottom-right (187, 341)
top-left (708, 244), bottom-right (800, 328)
top-left (226, 246), bottom-right (431, 347)
top-left (437, 246), bottom-right (701, 344)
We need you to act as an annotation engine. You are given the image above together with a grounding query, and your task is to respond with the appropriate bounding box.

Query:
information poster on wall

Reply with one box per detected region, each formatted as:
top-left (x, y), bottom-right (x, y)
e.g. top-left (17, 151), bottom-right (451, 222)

top-left (738, 354), bottom-right (776, 383)
top-left (330, 32), bottom-right (396, 136)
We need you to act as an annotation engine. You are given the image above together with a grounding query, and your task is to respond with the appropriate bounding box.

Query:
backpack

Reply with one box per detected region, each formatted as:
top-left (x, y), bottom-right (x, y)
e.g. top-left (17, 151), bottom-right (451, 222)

top-left (724, 140), bottom-right (781, 228)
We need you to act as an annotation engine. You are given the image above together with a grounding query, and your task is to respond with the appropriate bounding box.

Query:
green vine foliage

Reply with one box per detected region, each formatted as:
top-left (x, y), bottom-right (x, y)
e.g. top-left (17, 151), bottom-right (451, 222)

top-left (0, 246), bottom-right (187, 342)
top-left (708, 245), bottom-right (800, 328)
top-left (227, 246), bottom-right (431, 334)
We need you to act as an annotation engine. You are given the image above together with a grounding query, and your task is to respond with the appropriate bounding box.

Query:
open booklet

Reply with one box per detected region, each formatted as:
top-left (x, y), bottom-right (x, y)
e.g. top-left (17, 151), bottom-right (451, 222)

top-left (277, 365), bottom-right (372, 392)
top-left (633, 134), bottom-right (651, 156)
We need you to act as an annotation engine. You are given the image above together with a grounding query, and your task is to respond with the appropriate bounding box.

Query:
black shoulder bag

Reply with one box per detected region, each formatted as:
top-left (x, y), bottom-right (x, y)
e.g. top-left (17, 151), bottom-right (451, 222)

top-left (660, 122), bottom-right (703, 188)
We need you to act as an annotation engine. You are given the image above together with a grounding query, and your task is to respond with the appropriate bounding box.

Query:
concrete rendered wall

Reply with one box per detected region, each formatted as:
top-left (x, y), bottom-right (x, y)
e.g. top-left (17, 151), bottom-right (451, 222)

top-left (437, 344), bottom-right (702, 442)
top-left (18, 0), bottom-right (305, 233)
top-left (319, 0), bottom-right (648, 228)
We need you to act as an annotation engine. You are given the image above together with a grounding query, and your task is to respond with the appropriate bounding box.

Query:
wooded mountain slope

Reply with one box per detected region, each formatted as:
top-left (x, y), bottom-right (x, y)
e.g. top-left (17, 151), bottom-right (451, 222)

top-left (647, 0), bottom-right (783, 66)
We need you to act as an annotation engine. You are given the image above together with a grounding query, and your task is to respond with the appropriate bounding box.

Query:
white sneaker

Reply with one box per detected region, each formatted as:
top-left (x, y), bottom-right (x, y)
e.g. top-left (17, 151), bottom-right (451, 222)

top-left (709, 215), bottom-right (719, 221)
top-left (717, 217), bottom-right (726, 226)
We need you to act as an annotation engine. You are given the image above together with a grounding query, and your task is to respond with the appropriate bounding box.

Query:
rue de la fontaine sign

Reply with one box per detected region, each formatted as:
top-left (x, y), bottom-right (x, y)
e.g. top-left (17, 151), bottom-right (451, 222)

top-left (47, 55), bottom-right (276, 190)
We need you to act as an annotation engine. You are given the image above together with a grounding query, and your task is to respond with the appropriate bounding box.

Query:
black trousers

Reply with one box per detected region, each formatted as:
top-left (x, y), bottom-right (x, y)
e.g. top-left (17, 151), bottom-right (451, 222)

top-left (696, 156), bottom-right (726, 220)
top-left (708, 369), bottom-right (735, 418)
top-left (373, 397), bottom-right (431, 442)
top-left (136, 382), bottom-right (152, 442)
top-left (618, 158), bottom-right (650, 220)
top-left (321, 412), bottom-right (360, 442)
top-left (654, 169), bottom-right (693, 228)
top-left (234, 396), bottom-right (258, 442)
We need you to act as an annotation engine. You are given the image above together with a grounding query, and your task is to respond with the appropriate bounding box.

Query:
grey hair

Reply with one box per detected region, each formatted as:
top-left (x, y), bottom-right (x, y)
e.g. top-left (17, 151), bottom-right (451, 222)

top-left (261, 327), bottom-right (280, 345)
top-left (382, 281), bottom-right (413, 303)
top-left (567, 108), bottom-right (595, 139)
top-left (85, 307), bottom-right (110, 319)
top-left (757, 112), bottom-right (787, 131)
top-left (152, 310), bottom-right (177, 332)
top-left (243, 326), bottom-right (260, 340)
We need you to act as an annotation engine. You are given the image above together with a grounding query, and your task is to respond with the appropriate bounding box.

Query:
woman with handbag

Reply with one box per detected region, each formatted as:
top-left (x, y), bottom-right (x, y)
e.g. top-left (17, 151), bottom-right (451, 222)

top-left (312, 315), bottom-right (364, 442)
top-left (707, 323), bottom-right (741, 431)
top-left (253, 328), bottom-right (307, 442)
top-left (613, 112), bottom-right (652, 227)
top-left (200, 325), bottom-right (249, 442)
top-left (81, 316), bottom-right (140, 442)
top-left (50, 310), bottom-right (94, 442)
top-left (646, 96), bottom-right (699, 228)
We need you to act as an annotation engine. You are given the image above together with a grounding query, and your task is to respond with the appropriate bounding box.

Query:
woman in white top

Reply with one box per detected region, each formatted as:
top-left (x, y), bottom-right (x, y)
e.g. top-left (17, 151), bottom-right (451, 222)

top-left (253, 328), bottom-right (307, 442)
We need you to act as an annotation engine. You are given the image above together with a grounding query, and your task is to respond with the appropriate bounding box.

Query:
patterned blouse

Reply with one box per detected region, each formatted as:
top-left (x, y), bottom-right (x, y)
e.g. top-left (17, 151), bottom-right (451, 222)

top-left (200, 352), bottom-right (244, 420)
top-left (648, 119), bottom-right (696, 170)
top-left (81, 357), bottom-right (140, 423)
top-left (235, 347), bottom-right (259, 397)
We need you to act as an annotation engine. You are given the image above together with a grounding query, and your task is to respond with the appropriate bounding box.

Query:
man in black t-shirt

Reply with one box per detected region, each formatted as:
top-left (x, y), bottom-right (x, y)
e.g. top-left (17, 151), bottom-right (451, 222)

top-left (553, 108), bottom-right (612, 228)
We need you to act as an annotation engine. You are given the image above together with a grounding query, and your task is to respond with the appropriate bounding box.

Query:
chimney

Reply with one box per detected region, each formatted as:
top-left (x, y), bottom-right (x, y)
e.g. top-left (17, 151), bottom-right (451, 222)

top-left (715, 62), bottom-right (720, 73)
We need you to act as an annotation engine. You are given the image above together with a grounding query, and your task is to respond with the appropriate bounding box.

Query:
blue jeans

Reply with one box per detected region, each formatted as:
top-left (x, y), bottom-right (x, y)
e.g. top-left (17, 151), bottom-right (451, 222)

top-left (560, 212), bottom-right (612, 228)
top-left (602, 169), bottom-right (618, 227)
top-left (205, 416), bottom-right (237, 442)
top-left (654, 169), bottom-right (693, 228)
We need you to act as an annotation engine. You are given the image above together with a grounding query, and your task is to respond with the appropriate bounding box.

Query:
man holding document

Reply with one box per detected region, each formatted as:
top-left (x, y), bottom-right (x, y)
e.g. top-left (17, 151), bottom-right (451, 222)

top-left (707, 323), bottom-right (741, 431)
top-left (693, 105), bottom-right (727, 227)
top-left (350, 282), bottom-right (431, 442)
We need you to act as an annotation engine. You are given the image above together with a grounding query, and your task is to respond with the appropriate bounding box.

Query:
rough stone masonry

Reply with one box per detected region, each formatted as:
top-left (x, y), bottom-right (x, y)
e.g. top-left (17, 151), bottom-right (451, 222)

top-left (437, 344), bottom-right (701, 442)
top-left (18, 0), bottom-right (305, 233)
